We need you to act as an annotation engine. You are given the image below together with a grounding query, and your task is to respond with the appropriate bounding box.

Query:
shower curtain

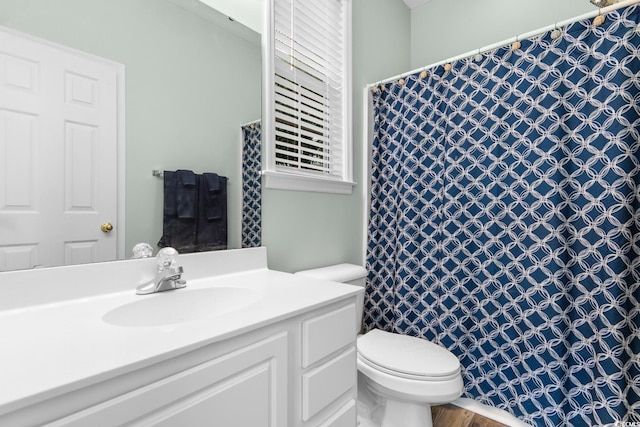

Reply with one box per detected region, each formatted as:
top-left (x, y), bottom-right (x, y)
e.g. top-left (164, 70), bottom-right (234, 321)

top-left (241, 121), bottom-right (262, 248)
top-left (365, 5), bottom-right (639, 426)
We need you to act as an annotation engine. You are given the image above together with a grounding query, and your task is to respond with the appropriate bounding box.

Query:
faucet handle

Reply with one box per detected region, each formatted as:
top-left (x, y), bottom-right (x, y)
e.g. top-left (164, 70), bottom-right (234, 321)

top-left (131, 243), bottom-right (153, 259)
top-left (156, 247), bottom-right (179, 271)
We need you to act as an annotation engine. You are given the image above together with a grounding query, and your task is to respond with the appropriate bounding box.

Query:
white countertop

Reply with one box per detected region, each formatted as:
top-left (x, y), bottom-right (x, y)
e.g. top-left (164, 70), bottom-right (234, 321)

top-left (0, 248), bottom-right (362, 416)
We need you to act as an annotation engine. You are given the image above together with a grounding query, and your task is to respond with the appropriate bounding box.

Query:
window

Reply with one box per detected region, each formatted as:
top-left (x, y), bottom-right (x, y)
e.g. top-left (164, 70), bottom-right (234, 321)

top-left (264, 0), bottom-right (353, 194)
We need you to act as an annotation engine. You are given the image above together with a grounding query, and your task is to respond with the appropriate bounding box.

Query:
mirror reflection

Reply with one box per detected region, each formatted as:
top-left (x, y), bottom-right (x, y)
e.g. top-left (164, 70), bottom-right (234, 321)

top-left (241, 121), bottom-right (261, 249)
top-left (0, 0), bottom-right (262, 271)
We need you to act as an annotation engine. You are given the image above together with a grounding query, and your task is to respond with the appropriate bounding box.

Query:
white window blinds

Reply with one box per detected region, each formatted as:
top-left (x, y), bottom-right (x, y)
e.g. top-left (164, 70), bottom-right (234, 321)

top-left (272, 0), bottom-right (347, 180)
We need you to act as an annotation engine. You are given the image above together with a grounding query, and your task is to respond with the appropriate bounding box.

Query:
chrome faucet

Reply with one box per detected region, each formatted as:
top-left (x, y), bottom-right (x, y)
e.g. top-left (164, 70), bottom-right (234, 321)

top-left (136, 247), bottom-right (187, 295)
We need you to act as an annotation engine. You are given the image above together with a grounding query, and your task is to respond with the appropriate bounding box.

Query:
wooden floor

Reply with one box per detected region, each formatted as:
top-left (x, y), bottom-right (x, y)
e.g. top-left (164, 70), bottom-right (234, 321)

top-left (432, 404), bottom-right (509, 427)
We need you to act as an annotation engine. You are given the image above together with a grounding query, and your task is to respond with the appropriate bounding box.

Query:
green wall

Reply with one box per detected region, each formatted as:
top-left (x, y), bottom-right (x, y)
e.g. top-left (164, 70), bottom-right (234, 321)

top-left (0, 0), bottom-right (261, 256)
top-left (410, 0), bottom-right (595, 68)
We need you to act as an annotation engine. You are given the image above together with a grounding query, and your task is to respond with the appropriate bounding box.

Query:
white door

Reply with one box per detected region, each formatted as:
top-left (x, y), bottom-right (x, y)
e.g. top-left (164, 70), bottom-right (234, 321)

top-left (0, 27), bottom-right (122, 271)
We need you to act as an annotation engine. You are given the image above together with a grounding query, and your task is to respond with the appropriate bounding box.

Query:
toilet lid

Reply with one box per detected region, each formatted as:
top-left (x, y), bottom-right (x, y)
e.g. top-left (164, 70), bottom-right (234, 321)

top-left (357, 329), bottom-right (460, 378)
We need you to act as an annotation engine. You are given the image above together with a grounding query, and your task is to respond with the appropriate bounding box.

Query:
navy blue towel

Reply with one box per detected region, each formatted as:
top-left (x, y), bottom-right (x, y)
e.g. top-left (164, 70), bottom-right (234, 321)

top-left (197, 174), bottom-right (227, 251)
top-left (158, 170), bottom-right (197, 252)
top-left (159, 171), bottom-right (228, 253)
top-left (176, 169), bottom-right (196, 219)
top-left (202, 172), bottom-right (222, 220)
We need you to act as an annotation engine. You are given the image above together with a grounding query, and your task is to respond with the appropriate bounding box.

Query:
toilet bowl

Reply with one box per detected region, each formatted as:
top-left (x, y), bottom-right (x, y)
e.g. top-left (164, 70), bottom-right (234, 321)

top-left (357, 329), bottom-right (463, 427)
top-left (295, 264), bottom-right (464, 427)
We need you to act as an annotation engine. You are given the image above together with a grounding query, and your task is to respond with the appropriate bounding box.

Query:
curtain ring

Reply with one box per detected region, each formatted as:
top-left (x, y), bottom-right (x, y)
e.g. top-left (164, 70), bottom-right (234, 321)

top-left (474, 49), bottom-right (483, 63)
top-left (512, 36), bottom-right (521, 51)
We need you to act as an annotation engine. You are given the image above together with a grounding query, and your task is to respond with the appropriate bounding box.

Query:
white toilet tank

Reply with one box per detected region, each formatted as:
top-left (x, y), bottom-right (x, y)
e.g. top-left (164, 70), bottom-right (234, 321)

top-left (295, 263), bottom-right (367, 330)
top-left (295, 263), bottom-right (367, 287)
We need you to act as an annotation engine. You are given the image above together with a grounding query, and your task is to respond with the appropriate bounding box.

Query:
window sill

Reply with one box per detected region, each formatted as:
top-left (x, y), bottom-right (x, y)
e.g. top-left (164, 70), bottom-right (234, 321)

top-left (262, 170), bottom-right (355, 194)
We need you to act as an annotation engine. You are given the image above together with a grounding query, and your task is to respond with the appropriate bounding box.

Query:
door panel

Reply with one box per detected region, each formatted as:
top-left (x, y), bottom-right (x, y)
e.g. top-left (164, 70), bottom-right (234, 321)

top-left (0, 27), bottom-right (121, 271)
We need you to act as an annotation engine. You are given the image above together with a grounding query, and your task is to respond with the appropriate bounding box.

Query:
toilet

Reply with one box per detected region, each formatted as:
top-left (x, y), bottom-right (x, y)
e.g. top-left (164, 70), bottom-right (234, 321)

top-left (295, 264), bottom-right (463, 427)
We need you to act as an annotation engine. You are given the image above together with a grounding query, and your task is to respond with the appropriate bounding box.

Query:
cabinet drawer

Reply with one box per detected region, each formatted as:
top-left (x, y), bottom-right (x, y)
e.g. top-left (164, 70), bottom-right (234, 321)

top-left (302, 347), bottom-right (356, 421)
top-left (302, 303), bottom-right (356, 367)
top-left (318, 400), bottom-right (356, 427)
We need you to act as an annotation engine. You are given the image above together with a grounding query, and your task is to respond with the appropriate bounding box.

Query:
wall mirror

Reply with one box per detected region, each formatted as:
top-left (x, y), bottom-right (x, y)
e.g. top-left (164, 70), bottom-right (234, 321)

top-left (0, 0), bottom-right (262, 271)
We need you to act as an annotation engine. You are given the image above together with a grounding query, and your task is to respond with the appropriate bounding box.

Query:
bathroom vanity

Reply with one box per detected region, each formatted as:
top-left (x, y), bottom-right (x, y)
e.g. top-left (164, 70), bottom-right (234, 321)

top-left (0, 248), bottom-right (362, 426)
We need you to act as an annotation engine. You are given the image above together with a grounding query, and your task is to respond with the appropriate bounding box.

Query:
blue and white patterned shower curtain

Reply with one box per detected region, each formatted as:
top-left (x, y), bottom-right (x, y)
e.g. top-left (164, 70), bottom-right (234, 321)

top-left (365, 5), bottom-right (640, 426)
top-left (241, 121), bottom-right (262, 248)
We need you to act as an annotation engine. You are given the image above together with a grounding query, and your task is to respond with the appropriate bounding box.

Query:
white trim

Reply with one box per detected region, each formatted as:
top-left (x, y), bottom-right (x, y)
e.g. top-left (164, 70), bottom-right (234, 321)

top-left (264, 0), bottom-right (353, 194)
top-left (263, 0), bottom-right (276, 181)
top-left (237, 126), bottom-right (244, 247)
top-left (116, 66), bottom-right (126, 260)
top-left (361, 87), bottom-right (373, 266)
top-left (262, 171), bottom-right (355, 194)
top-left (367, 0), bottom-right (640, 88)
top-left (344, 0), bottom-right (354, 186)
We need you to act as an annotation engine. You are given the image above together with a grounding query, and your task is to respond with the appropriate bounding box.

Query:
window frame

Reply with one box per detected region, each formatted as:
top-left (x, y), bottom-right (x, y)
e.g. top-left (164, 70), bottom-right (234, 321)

top-left (263, 0), bottom-right (354, 195)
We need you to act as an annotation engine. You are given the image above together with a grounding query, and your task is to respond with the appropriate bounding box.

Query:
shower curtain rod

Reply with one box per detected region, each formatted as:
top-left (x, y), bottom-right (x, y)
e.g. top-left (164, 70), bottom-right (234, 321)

top-left (366, 0), bottom-right (640, 89)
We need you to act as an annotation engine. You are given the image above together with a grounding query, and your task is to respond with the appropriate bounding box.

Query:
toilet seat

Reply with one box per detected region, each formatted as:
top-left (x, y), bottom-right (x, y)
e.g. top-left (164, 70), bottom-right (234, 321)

top-left (357, 329), bottom-right (460, 380)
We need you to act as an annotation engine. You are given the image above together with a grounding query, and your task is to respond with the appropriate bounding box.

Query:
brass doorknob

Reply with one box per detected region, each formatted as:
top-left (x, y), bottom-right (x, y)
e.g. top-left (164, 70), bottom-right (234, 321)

top-left (101, 223), bottom-right (114, 233)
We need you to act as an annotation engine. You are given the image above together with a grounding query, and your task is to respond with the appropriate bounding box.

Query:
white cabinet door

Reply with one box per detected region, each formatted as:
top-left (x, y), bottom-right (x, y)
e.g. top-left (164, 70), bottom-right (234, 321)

top-left (48, 333), bottom-right (288, 427)
top-left (0, 27), bottom-right (122, 271)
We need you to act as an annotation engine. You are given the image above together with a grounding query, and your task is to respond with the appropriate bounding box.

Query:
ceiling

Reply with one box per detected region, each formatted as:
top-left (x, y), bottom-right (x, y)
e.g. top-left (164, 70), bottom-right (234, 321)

top-left (402, 0), bottom-right (431, 9)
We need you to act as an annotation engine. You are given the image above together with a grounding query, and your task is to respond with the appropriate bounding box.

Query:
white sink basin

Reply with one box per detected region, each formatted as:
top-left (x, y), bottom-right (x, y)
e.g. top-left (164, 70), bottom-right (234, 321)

top-left (103, 287), bottom-right (262, 327)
